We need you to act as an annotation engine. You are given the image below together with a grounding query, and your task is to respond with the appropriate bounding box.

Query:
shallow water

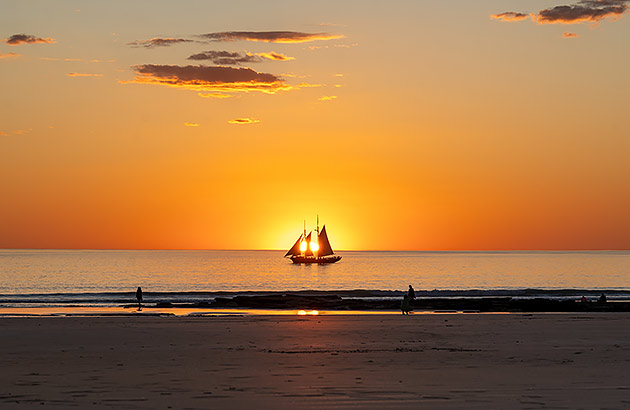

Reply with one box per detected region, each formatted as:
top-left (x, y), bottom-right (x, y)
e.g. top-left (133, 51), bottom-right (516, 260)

top-left (1, 250), bottom-right (628, 295)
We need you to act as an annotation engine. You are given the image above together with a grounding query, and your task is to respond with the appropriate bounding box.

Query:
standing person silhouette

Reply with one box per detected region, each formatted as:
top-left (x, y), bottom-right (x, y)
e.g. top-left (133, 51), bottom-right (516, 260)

top-left (408, 285), bottom-right (416, 301)
top-left (408, 285), bottom-right (416, 308)
top-left (136, 287), bottom-right (143, 311)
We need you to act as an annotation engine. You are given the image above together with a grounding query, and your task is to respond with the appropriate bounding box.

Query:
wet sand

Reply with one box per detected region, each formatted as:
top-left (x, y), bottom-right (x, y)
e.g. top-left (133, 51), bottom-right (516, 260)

top-left (1, 314), bottom-right (629, 409)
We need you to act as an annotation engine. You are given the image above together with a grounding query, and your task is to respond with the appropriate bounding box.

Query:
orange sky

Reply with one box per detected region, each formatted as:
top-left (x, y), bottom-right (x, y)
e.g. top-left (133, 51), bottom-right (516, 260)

top-left (1, 1), bottom-right (629, 250)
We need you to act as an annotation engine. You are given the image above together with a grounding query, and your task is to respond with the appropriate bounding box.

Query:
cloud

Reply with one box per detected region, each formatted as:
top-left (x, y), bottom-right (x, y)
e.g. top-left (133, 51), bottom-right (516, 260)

top-left (14, 128), bottom-right (33, 135)
top-left (534, 1), bottom-right (628, 24)
top-left (127, 38), bottom-right (194, 48)
top-left (491, 12), bottom-right (530, 21)
top-left (228, 118), bottom-right (260, 124)
top-left (493, 0), bottom-right (629, 26)
top-left (257, 51), bottom-right (294, 61)
top-left (184, 122), bottom-right (199, 127)
top-left (563, 31), bottom-right (581, 37)
top-left (198, 92), bottom-right (233, 99)
top-left (0, 52), bottom-right (21, 59)
top-left (187, 50), bottom-right (261, 65)
top-left (5, 34), bottom-right (55, 45)
top-left (67, 72), bottom-right (104, 77)
top-left (0, 131), bottom-right (8, 136)
top-left (200, 31), bottom-right (343, 43)
top-left (125, 64), bottom-right (294, 94)
top-left (187, 50), bottom-right (295, 65)
top-left (318, 95), bottom-right (338, 101)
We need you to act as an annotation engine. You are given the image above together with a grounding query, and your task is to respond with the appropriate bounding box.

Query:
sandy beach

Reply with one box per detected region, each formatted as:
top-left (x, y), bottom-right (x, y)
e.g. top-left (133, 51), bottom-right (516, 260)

top-left (1, 314), bottom-right (629, 409)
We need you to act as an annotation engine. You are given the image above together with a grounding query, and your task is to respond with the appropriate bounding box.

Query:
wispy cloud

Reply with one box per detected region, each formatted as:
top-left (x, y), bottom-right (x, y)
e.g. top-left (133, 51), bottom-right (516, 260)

top-left (0, 52), bottom-right (21, 59)
top-left (184, 122), bottom-right (199, 127)
top-left (0, 131), bottom-right (8, 136)
top-left (5, 34), bottom-right (55, 45)
top-left (14, 128), bottom-right (33, 135)
top-left (563, 31), bottom-right (581, 37)
top-left (491, 12), bottom-right (530, 22)
top-left (67, 72), bottom-right (104, 77)
top-left (187, 50), bottom-right (295, 65)
top-left (493, 0), bottom-right (629, 26)
top-left (318, 95), bottom-right (338, 101)
top-left (257, 51), bottom-right (294, 61)
top-left (198, 92), bottom-right (233, 99)
top-left (127, 38), bottom-right (194, 48)
top-left (228, 118), bottom-right (260, 124)
top-left (125, 64), bottom-right (294, 94)
top-left (41, 57), bottom-right (115, 63)
top-left (187, 50), bottom-right (261, 65)
top-left (200, 31), bottom-right (343, 43)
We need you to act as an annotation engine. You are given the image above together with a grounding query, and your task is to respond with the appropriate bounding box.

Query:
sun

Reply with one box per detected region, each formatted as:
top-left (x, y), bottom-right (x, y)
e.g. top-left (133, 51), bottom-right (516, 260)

top-left (300, 240), bottom-right (307, 252)
top-left (311, 241), bottom-right (319, 252)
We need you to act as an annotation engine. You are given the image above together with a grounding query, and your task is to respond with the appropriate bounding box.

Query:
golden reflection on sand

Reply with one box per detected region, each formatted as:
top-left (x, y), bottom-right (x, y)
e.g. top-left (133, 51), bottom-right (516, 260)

top-left (0, 306), bottom-right (512, 317)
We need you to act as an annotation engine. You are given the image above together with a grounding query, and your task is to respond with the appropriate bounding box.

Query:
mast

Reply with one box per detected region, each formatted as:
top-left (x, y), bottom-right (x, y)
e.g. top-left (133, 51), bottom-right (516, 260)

top-left (314, 215), bottom-right (319, 258)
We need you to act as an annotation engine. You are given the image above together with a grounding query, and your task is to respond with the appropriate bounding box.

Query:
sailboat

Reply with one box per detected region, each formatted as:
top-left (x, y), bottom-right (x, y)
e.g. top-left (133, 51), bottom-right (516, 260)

top-left (285, 217), bottom-right (342, 264)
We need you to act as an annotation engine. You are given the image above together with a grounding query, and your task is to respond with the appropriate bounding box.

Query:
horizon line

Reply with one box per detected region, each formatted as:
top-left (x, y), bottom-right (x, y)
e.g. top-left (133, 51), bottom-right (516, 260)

top-left (1, 248), bottom-right (628, 252)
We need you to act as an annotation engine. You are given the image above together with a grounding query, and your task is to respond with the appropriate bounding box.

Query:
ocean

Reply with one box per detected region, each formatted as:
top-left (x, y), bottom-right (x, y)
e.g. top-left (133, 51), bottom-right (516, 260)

top-left (0, 250), bottom-right (629, 309)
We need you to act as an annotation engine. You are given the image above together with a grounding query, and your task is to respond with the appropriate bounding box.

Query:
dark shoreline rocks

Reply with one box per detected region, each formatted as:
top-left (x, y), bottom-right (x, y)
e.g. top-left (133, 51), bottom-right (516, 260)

top-left (127, 294), bottom-right (630, 312)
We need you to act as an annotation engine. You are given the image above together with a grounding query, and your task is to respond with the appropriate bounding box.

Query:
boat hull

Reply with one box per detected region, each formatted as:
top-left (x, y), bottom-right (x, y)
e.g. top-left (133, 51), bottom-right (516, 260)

top-left (290, 255), bottom-right (341, 264)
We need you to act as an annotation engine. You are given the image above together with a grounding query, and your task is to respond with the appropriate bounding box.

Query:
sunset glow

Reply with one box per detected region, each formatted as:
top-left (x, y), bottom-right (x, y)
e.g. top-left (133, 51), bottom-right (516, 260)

top-left (1, 1), bottom-right (628, 251)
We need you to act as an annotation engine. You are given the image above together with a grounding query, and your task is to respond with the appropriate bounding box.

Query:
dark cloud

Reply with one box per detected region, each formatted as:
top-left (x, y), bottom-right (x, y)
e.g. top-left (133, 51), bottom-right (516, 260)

top-left (493, 0), bottom-right (629, 25)
top-left (535, 1), bottom-right (628, 23)
top-left (5, 34), bottom-right (55, 45)
top-left (187, 50), bottom-right (262, 65)
top-left (200, 31), bottom-right (342, 43)
top-left (127, 38), bottom-right (194, 48)
top-left (126, 64), bottom-right (293, 93)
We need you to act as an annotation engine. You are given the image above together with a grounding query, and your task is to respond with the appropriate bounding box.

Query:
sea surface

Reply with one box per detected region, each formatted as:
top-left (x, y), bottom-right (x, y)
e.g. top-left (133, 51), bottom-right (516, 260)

top-left (1, 250), bottom-right (629, 308)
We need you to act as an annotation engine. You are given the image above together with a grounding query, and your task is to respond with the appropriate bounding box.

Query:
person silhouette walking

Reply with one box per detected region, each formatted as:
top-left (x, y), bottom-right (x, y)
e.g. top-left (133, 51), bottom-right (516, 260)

top-left (401, 294), bottom-right (411, 315)
top-left (136, 287), bottom-right (143, 311)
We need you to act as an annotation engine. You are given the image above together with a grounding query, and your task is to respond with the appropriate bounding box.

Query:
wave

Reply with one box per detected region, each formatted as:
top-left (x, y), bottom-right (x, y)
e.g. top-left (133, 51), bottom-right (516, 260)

top-left (1, 288), bottom-right (629, 308)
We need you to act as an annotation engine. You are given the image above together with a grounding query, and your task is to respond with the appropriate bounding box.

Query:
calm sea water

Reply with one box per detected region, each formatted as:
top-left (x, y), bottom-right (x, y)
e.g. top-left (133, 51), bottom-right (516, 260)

top-left (1, 250), bottom-right (628, 297)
